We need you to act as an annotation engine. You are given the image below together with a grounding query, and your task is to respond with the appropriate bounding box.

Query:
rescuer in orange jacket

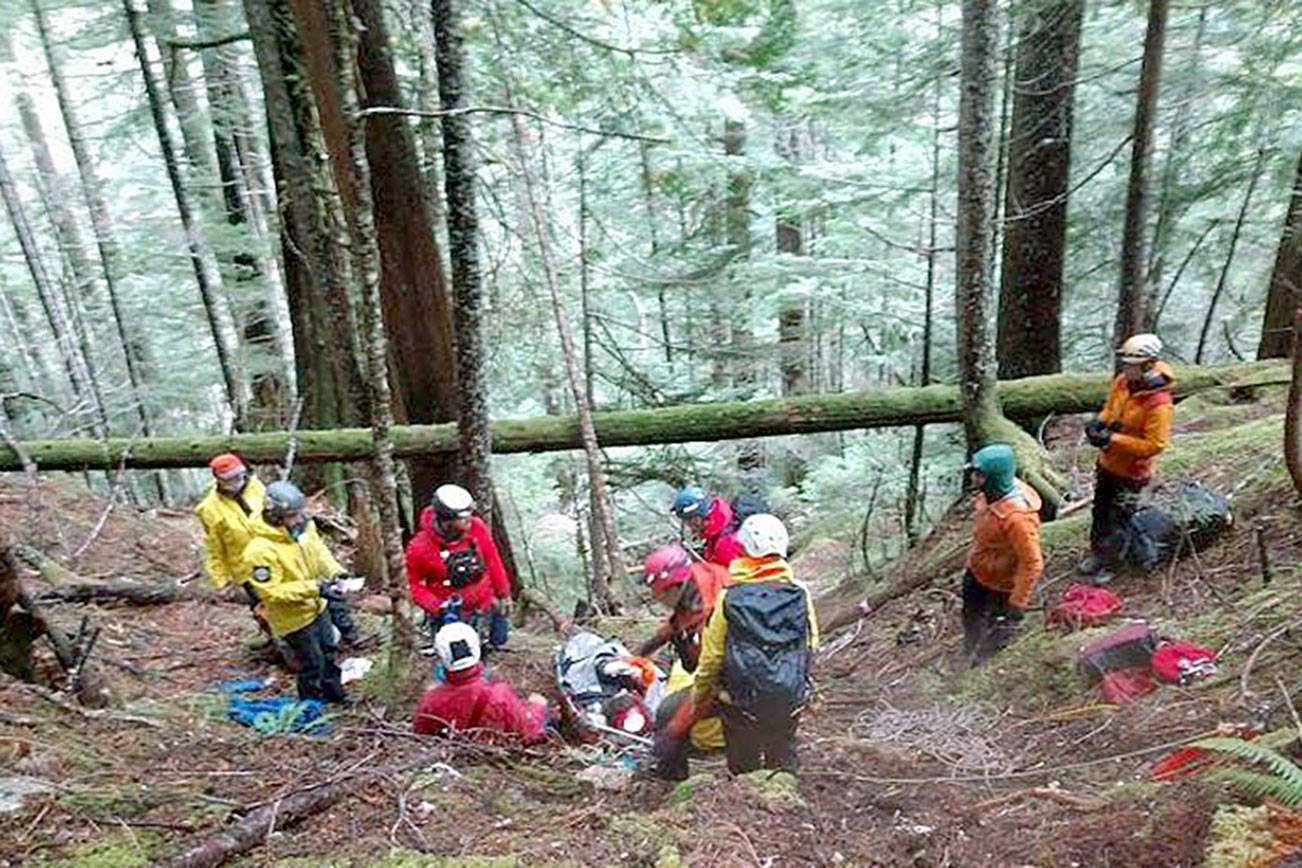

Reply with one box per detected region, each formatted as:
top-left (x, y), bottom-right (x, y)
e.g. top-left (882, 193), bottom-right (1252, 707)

top-left (1081, 333), bottom-right (1175, 583)
top-left (963, 443), bottom-right (1044, 663)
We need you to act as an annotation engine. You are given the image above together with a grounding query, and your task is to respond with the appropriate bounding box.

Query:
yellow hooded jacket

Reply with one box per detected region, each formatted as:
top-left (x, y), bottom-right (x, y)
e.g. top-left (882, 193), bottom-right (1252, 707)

top-left (690, 555), bottom-right (819, 711)
top-left (239, 519), bottom-right (343, 638)
top-left (195, 476), bottom-right (267, 590)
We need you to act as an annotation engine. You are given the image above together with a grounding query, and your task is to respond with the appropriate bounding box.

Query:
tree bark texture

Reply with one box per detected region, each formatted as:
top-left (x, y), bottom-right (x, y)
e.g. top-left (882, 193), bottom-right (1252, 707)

top-left (725, 119), bottom-right (754, 387)
top-left (995, 0), bottom-right (1082, 379)
top-left (284, 0), bottom-right (459, 499)
top-left (776, 121), bottom-right (809, 396)
top-left (1286, 307), bottom-right (1302, 499)
top-left (1114, 0), bottom-right (1171, 345)
top-left (145, 0), bottom-right (220, 177)
top-left (124, 0), bottom-right (248, 429)
top-left (1, 361), bottom-right (1281, 473)
top-left (433, 0), bottom-right (493, 512)
top-left (242, 0), bottom-right (368, 460)
top-left (955, 0), bottom-right (1001, 448)
top-left (326, 0), bottom-right (413, 651)
top-left (1258, 146), bottom-right (1302, 359)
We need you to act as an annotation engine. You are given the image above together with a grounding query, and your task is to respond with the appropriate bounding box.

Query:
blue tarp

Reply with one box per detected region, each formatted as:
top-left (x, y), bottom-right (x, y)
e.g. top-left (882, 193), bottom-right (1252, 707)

top-left (213, 678), bottom-right (329, 736)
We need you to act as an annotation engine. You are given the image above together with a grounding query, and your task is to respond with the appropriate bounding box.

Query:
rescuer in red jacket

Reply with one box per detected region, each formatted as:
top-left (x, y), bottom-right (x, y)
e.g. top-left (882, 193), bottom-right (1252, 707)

top-left (405, 484), bottom-right (512, 646)
top-left (670, 486), bottom-right (747, 568)
top-left (412, 622), bottom-right (549, 744)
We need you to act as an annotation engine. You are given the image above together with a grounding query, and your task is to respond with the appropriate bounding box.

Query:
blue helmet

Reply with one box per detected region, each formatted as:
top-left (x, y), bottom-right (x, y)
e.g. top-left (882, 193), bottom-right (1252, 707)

top-left (670, 486), bottom-right (709, 519)
top-left (264, 480), bottom-right (306, 526)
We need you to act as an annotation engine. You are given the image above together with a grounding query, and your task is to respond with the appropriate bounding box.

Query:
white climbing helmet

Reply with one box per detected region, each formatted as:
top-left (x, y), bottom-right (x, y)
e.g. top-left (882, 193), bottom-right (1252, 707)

top-left (1117, 333), bottom-right (1163, 365)
top-left (736, 513), bottom-right (789, 559)
top-left (434, 621), bottom-right (481, 672)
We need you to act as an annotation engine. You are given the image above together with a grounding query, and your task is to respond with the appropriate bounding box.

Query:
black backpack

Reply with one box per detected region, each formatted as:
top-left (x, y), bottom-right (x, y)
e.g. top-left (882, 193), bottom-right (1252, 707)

top-left (445, 546), bottom-right (485, 589)
top-left (721, 583), bottom-right (812, 720)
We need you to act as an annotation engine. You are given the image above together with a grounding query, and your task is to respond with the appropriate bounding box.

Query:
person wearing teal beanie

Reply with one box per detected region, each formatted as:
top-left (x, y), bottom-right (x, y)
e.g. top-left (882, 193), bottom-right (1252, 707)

top-left (962, 444), bottom-right (1044, 662)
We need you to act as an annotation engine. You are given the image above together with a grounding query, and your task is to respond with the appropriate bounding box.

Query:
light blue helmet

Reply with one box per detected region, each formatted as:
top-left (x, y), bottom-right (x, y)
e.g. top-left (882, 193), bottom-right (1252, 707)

top-left (264, 480), bottom-right (306, 526)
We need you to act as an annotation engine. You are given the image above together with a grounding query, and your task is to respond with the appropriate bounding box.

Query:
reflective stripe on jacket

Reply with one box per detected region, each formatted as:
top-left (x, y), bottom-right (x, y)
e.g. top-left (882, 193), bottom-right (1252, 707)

top-left (195, 476), bottom-right (266, 590)
top-left (965, 479), bottom-right (1044, 609)
top-left (690, 555), bottom-right (819, 711)
top-left (1097, 361), bottom-right (1176, 483)
top-left (239, 519), bottom-right (342, 638)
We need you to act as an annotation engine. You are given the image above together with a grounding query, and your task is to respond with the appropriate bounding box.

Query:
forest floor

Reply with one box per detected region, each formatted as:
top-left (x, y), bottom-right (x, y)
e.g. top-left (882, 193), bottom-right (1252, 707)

top-left (3, 382), bottom-right (1302, 867)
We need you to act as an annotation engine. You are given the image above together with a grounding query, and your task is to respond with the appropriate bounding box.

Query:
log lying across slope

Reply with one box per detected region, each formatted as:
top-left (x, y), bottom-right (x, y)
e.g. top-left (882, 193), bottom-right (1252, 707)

top-left (0, 360), bottom-right (1285, 472)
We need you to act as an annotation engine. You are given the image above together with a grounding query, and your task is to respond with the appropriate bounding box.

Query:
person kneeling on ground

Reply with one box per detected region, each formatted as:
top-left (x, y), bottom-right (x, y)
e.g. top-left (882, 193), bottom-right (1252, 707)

top-left (655, 513), bottom-right (818, 777)
top-left (406, 484), bottom-right (513, 649)
top-left (636, 543), bottom-right (730, 671)
top-left (413, 622), bottom-right (549, 744)
top-left (240, 481), bottom-right (353, 703)
top-left (1080, 333), bottom-right (1175, 584)
top-left (962, 443), bottom-right (1044, 663)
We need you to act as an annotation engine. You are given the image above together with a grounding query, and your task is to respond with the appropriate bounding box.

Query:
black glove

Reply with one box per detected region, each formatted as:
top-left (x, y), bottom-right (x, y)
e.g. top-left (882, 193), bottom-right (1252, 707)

top-left (318, 579), bottom-right (343, 601)
top-left (1085, 421), bottom-right (1111, 448)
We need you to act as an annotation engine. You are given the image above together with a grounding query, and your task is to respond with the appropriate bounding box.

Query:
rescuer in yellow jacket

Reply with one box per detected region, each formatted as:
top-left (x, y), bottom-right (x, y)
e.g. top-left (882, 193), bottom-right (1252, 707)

top-left (240, 480), bottom-right (347, 703)
top-left (651, 514), bottom-right (818, 778)
top-left (195, 453), bottom-right (266, 593)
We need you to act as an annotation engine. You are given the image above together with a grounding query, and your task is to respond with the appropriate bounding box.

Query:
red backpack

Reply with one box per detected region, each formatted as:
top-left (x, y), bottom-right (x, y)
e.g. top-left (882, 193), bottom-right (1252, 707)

top-left (1048, 584), bottom-right (1123, 630)
top-left (1150, 640), bottom-right (1217, 685)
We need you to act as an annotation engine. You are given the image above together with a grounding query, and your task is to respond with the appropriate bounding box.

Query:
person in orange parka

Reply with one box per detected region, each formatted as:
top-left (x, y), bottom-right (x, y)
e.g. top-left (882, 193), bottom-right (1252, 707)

top-left (635, 544), bottom-right (731, 671)
top-left (963, 443), bottom-right (1044, 663)
top-left (1081, 333), bottom-right (1175, 583)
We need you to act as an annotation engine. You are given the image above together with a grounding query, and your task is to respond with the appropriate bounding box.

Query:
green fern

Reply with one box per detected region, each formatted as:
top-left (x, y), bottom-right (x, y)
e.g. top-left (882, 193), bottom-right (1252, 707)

top-left (1193, 732), bottom-right (1302, 806)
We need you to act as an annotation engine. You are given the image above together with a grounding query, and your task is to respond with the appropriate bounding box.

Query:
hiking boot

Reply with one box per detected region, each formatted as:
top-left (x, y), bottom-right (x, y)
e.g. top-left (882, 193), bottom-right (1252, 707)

top-left (1076, 554), bottom-right (1104, 575)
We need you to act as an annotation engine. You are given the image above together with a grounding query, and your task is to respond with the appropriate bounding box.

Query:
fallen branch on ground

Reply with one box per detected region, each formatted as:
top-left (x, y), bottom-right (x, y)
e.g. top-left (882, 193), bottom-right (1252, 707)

top-left (35, 580), bottom-right (229, 607)
top-left (963, 785), bottom-right (1107, 814)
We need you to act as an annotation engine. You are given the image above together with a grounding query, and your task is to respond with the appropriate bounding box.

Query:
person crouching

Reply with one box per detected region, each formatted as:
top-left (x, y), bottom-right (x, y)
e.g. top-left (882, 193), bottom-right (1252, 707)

top-left (240, 481), bottom-right (347, 703)
top-left (413, 622), bottom-right (549, 744)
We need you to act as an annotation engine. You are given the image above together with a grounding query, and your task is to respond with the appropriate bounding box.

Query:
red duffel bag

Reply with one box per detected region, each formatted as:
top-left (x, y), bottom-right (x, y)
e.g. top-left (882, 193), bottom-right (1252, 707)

top-left (1150, 639), bottom-right (1217, 685)
top-left (1048, 584), bottom-right (1123, 630)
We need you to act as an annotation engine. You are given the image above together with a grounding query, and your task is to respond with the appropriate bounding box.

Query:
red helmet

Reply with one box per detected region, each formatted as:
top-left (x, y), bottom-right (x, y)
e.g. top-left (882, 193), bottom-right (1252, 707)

top-left (208, 452), bottom-right (246, 480)
top-left (643, 544), bottom-right (692, 594)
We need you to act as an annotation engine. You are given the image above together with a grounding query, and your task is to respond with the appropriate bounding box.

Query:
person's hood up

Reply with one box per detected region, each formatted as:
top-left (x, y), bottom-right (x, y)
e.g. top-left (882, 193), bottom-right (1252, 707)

top-left (970, 443), bottom-right (1018, 500)
top-left (702, 496), bottom-right (733, 538)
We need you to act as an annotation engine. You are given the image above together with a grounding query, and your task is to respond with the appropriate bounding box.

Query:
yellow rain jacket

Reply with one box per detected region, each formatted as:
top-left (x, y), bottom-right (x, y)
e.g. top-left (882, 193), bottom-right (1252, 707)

top-left (195, 476), bottom-right (267, 590)
top-left (239, 519), bottom-right (343, 638)
top-left (691, 555), bottom-right (819, 711)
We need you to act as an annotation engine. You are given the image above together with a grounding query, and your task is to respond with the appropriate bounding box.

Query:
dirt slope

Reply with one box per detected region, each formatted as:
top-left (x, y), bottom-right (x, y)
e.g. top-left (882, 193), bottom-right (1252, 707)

top-left (2, 384), bottom-right (1301, 866)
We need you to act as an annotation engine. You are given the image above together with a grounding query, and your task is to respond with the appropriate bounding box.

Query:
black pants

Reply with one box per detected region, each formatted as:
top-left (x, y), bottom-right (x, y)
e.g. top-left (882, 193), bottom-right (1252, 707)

top-left (283, 612), bottom-right (344, 703)
top-left (1090, 467), bottom-right (1147, 566)
top-left (720, 705), bottom-right (799, 775)
top-left (961, 571), bottom-right (1018, 662)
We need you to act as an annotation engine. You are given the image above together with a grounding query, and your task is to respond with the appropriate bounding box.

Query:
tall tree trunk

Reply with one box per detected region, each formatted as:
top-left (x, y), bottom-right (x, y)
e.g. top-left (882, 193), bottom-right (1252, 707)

top-left (0, 143), bottom-right (104, 436)
top-left (996, 0), bottom-right (1083, 378)
top-left (1286, 307), bottom-right (1302, 499)
top-left (1196, 148), bottom-right (1265, 363)
top-left (145, 0), bottom-right (219, 177)
top-left (1258, 146), bottom-right (1302, 360)
top-left (1114, 0), bottom-right (1171, 345)
top-left (725, 119), bottom-right (754, 387)
top-left (124, 0), bottom-right (248, 429)
top-left (906, 3), bottom-right (945, 544)
top-left (326, 0), bottom-right (412, 652)
top-left (241, 0), bottom-right (367, 463)
top-left (433, 0), bottom-right (492, 512)
top-left (284, 0), bottom-right (459, 500)
top-left (956, 0), bottom-right (1062, 508)
top-left (776, 121), bottom-right (809, 397)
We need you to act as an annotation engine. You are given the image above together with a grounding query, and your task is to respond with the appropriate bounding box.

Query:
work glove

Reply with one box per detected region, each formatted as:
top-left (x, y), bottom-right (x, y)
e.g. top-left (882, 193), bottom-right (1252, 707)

top-left (318, 579), bottom-right (344, 601)
top-left (1085, 420), bottom-right (1111, 449)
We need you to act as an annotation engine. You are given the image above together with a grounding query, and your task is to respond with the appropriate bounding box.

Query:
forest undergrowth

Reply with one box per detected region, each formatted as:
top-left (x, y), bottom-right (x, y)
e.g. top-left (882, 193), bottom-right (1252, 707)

top-left (3, 388), bottom-right (1302, 866)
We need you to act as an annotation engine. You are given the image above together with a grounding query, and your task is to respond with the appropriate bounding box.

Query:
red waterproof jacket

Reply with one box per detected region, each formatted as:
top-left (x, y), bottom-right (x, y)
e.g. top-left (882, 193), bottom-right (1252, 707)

top-left (700, 497), bottom-right (746, 568)
top-left (412, 663), bottom-right (547, 744)
top-left (405, 507), bottom-right (511, 614)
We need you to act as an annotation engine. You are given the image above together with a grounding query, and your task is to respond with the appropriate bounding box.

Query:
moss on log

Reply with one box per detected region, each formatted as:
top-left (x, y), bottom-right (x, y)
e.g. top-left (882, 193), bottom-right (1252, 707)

top-left (0, 361), bottom-right (1285, 472)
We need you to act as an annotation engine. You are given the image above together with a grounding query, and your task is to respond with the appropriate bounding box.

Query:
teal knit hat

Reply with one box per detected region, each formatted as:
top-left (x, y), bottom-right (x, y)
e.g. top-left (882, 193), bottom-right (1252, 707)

top-left (969, 443), bottom-right (1018, 500)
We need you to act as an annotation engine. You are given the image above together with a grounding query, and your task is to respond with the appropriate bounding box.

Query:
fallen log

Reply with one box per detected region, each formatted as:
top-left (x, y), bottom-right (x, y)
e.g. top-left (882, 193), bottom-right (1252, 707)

top-left (0, 361), bottom-right (1284, 472)
top-left (35, 580), bottom-right (228, 607)
top-left (163, 782), bottom-right (347, 868)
